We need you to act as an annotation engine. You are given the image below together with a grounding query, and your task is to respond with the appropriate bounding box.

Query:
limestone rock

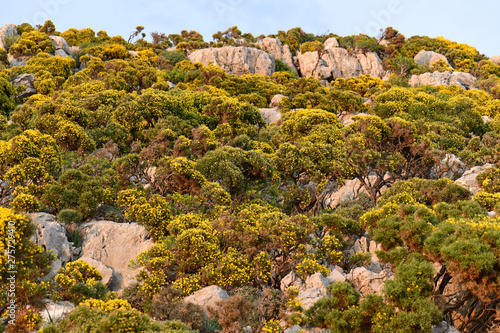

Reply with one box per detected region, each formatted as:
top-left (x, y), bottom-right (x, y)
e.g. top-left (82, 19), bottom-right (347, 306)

top-left (49, 36), bottom-right (72, 55)
top-left (285, 326), bottom-right (331, 333)
top-left (347, 266), bottom-right (392, 295)
top-left (257, 37), bottom-right (296, 72)
top-left (30, 213), bottom-right (72, 279)
top-left (79, 256), bottom-right (114, 286)
top-left (296, 48), bottom-right (384, 80)
top-left (0, 24), bottom-right (18, 50)
top-left (326, 269), bottom-right (346, 283)
top-left (270, 94), bottom-right (286, 108)
top-left (55, 49), bottom-right (71, 58)
top-left (10, 73), bottom-right (37, 99)
top-left (431, 153), bottom-right (466, 180)
top-left (323, 37), bottom-right (339, 50)
top-left (353, 236), bottom-right (369, 254)
top-left (79, 221), bottom-right (153, 291)
top-left (305, 273), bottom-right (331, 295)
top-left (323, 176), bottom-right (387, 209)
top-left (455, 164), bottom-right (494, 195)
top-left (280, 271), bottom-right (305, 292)
top-left (298, 285), bottom-right (330, 310)
top-left (188, 46), bottom-right (275, 76)
top-left (338, 112), bottom-right (368, 127)
top-left (491, 55), bottom-right (500, 66)
top-left (184, 285), bottom-right (229, 315)
top-left (409, 71), bottom-right (476, 90)
top-left (40, 299), bottom-right (75, 324)
top-left (259, 108), bottom-right (281, 125)
top-left (414, 50), bottom-right (450, 67)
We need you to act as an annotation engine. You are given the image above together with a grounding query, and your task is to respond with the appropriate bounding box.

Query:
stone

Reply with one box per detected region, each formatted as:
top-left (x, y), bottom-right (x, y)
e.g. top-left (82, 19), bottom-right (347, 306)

top-left (489, 55), bottom-right (500, 67)
top-left (296, 48), bottom-right (384, 80)
top-left (184, 285), bottom-right (229, 316)
top-left (305, 273), bottom-right (331, 295)
top-left (326, 269), bottom-right (346, 283)
top-left (86, 147), bottom-right (115, 162)
top-left (79, 256), bottom-right (114, 286)
top-left (280, 271), bottom-right (305, 292)
top-left (55, 49), bottom-right (71, 58)
top-left (0, 24), bottom-right (19, 50)
top-left (79, 221), bottom-right (154, 291)
top-left (30, 213), bottom-right (72, 279)
top-left (431, 153), bottom-right (466, 180)
top-left (323, 176), bottom-right (388, 209)
top-left (10, 73), bottom-right (37, 99)
top-left (482, 115), bottom-right (492, 123)
top-left (285, 326), bottom-right (332, 333)
top-left (323, 37), bottom-right (339, 50)
top-left (338, 112), bottom-right (368, 127)
top-left (369, 240), bottom-right (382, 263)
top-left (7, 53), bottom-right (30, 67)
top-left (259, 108), bottom-right (281, 125)
top-left (40, 299), bottom-right (75, 324)
top-left (270, 94), bottom-right (286, 108)
top-left (353, 236), bottom-right (369, 254)
top-left (347, 266), bottom-right (391, 295)
top-left (189, 46), bottom-right (275, 76)
top-left (256, 37), bottom-right (296, 72)
top-left (49, 36), bottom-right (72, 55)
top-left (414, 50), bottom-right (450, 67)
top-left (432, 321), bottom-right (460, 333)
top-left (297, 285), bottom-right (330, 310)
top-left (409, 71), bottom-right (476, 90)
top-left (455, 163), bottom-right (494, 195)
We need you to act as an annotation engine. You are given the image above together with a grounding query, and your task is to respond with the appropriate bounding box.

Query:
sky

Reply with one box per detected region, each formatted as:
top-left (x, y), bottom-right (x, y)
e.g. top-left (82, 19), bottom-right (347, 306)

top-left (1, 0), bottom-right (499, 57)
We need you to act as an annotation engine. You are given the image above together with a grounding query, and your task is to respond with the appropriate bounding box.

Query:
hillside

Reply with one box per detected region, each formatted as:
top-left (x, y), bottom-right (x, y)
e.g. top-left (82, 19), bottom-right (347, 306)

top-left (1, 21), bottom-right (500, 333)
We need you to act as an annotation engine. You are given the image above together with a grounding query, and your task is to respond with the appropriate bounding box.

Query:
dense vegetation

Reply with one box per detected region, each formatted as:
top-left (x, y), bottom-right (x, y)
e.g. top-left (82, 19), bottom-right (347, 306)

top-left (1, 22), bottom-right (500, 332)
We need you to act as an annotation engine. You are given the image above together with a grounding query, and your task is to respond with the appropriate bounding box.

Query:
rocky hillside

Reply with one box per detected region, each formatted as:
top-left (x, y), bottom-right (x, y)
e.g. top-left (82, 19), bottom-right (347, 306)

top-left (1, 22), bottom-right (500, 333)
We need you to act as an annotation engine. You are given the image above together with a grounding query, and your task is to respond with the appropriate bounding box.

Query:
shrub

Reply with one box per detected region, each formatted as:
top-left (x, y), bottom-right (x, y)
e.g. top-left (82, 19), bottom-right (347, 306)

top-left (9, 30), bottom-right (55, 57)
top-left (57, 209), bottom-right (83, 224)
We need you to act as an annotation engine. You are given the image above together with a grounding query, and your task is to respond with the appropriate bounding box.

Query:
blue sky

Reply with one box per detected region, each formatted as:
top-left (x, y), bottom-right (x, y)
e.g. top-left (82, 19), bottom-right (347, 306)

top-left (1, 0), bottom-right (499, 57)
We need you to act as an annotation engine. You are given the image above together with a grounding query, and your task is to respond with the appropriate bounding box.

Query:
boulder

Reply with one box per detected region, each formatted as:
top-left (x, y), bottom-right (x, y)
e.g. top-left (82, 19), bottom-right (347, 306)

top-left (30, 213), bottom-right (73, 279)
top-left (79, 256), bottom-right (114, 286)
top-left (256, 37), bottom-right (296, 72)
top-left (55, 49), bottom-right (71, 58)
top-left (298, 285), bottom-right (330, 310)
top-left (455, 163), bottom-right (494, 195)
top-left (409, 71), bottom-right (476, 90)
top-left (280, 271), bottom-right (305, 292)
top-left (296, 48), bottom-right (384, 80)
top-left (490, 56), bottom-right (500, 66)
top-left (270, 94), bottom-right (287, 108)
top-left (323, 37), bottom-right (339, 50)
top-left (304, 273), bottom-right (331, 295)
top-left (40, 299), bottom-right (75, 324)
top-left (430, 153), bottom-right (466, 180)
top-left (432, 321), bottom-right (460, 333)
top-left (347, 266), bottom-right (392, 295)
top-left (49, 36), bottom-right (72, 55)
top-left (10, 73), bottom-right (37, 99)
top-left (79, 221), bottom-right (153, 291)
top-left (414, 50), bottom-right (450, 67)
top-left (0, 24), bottom-right (18, 50)
top-left (184, 285), bottom-right (229, 316)
top-left (7, 54), bottom-right (30, 67)
top-left (326, 269), bottom-right (346, 283)
top-left (188, 46), bottom-right (275, 76)
top-left (259, 108), bottom-right (281, 125)
top-left (285, 326), bottom-right (331, 333)
top-left (338, 112), bottom-right (368, 127)
top-left (323, 176), bottom-right (388, 209)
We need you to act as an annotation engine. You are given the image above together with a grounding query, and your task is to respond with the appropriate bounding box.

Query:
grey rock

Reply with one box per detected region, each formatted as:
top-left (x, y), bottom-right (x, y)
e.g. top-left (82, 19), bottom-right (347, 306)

top-left (455, 163), bottom-right (494, 195)
top-left (7, 53), bottom-right (30, 67)
top-left (432, 321), bottom-right (460, 333)
top-left (414, 50), bottom-right (450, 67)
top-left (49, 36), bottom-right (72, 55)
top-left (323, 37), bottom-right (339, 50)
top-left (270, 94), bottom-right (286, 108)
top-left (55, 49), bottom-right (71, 58)
top-left (431, 153), bottom-right (466, 180)
top-left (0, 24), bottom-right (18, 50)
top-left (323, 176), bottom-right (388, 209)
top-left (257, 37), bottom-right (296, 72)
top-left (305, 273), bottom-right (331, 295)
top-left (184, 285), bottom-right (229, 316)
top-left (280, 271), bottom-right (305, 292)
top-left (40, 299), bottom-right (75, 324)
top-left (30, 213), bottom-right (72, 279)
top-left (326, 269), bottom-right (346, 283)
top-left (189, 46), bottom-right (276, 76)
top-left (10, 73), bottom-right (37, 99)
top-left (79, 221), bottom-right (153, 292)
top-left (338, 112), bottom-right (368, 127)
top-left (347, 266), bottom-right (392, 295)
top-left (353, 236), bottom-right (369, 254)
top-left (259, 107), bottom-right (281, 125)
top-left (409, 71), bottom-right (476, 90)
top-left (298, 286), bottom-right (330, 310)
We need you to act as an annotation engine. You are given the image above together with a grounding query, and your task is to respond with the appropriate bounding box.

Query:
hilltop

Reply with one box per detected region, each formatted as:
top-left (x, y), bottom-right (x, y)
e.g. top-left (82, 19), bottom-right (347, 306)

top-left (1, 21), bottom-right (500, 333)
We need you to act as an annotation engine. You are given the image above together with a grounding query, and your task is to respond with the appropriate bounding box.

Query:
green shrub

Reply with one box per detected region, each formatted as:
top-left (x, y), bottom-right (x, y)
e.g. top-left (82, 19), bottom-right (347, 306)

top-left (57, 209), bottom-right (83, 224)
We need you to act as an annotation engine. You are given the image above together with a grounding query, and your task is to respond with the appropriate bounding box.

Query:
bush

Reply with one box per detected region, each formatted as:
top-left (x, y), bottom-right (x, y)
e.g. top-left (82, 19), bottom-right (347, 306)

top-left (57, 209), bottom-right (83, 224)
top-left (9, 30), bottom-right (55, 57)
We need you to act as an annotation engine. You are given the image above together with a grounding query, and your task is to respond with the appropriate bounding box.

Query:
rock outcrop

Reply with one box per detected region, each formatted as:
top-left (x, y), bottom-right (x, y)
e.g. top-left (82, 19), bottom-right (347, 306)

top-left (489, 55), bottom-right (500, 66)
top-left (259, 108), bottom-right (281, 125)
top-left (455, 163), bottom-right (494, 195)
top-left (184, 285), bottom-right (229, 316)
top-left (346, 266), bottom-right (392, 295)
top-left (414, 50), bottom-right (450, 67)
top-left (409, 71), bottom-right (476, 89)
top-left (322, 176), bottom-right (388, 209)
top-left (296, 48), bottom-right (384, 80)
top-left (0, 24), bottom-right (18, 50)
top-left (188, 46), bottom-right (275, 76)
top-left (10, 73), bottom-right (37, 99)
top-left (40, 299), bottom-right (75, 325)
top-left (7, 54), bottom-right (30, 67)
top-left (30, 213), bottom-right (73, 279)
top-left (49, 36), bottom-right (72, 56)
top-left (257, 37), bottom-right (296, 72)
top-left (78, 221), bottom-right (153, 291)
top-left (323, 37), bottom-right (339, 50)
top-left (430, 153), bottom-right (466, 180)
